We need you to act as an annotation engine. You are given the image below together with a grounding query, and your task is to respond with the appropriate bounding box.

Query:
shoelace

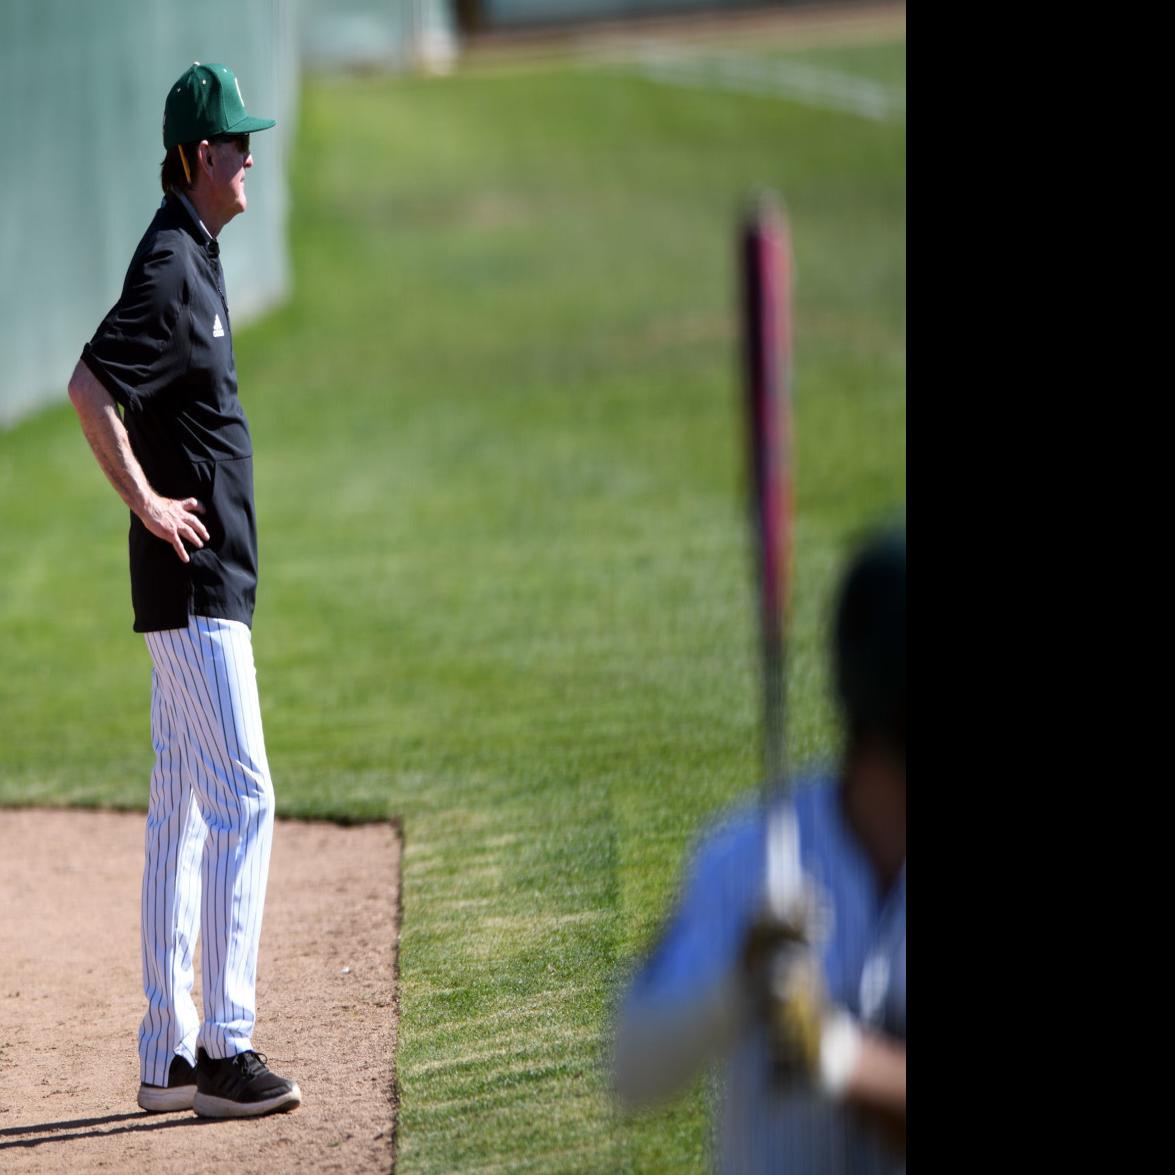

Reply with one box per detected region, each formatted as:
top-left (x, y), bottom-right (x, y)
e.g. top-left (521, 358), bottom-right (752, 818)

top-left (234, 1050), bottom-right (269, 1077)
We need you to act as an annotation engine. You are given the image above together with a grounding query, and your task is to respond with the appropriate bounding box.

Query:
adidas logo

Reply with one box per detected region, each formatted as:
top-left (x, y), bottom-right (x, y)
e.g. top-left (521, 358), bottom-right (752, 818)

top-left (212, 314), bottom-right (225, 339)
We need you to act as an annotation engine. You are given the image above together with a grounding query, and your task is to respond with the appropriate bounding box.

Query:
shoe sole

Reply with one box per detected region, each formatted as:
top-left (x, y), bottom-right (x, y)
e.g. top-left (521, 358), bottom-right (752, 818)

top-left (137, 1084), bottom-right (197, 1113)
top-left (193, 1083), bottom-right (302, 1119)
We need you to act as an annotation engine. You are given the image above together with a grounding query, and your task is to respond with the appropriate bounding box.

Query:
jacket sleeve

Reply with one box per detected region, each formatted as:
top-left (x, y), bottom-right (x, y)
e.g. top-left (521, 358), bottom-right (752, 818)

top-left (611, 813), bottom-right (761, 1109)
top-left (81, 245), bottom-right (190, 411)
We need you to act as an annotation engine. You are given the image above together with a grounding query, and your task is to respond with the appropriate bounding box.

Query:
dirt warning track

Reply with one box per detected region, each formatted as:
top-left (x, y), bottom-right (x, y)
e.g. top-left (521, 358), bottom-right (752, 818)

top-left (0, 809), bottom-right (400, 1174)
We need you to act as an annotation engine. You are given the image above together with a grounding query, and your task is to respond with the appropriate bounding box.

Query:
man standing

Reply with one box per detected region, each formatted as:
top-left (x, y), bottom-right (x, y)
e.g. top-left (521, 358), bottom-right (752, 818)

top-left (612, 527), bottom-right (906, 1172)
top-left (67, 63), bottom-right (301, 1120)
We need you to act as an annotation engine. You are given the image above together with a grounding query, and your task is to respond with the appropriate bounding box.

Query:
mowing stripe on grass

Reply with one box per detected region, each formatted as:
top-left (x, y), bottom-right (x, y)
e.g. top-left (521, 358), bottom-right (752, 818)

top-left (623, 50), bottom-right (905, 121)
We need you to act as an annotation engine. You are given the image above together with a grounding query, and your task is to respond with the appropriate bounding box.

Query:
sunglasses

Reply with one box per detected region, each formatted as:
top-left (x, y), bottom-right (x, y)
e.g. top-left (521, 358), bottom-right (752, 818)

top-left (212, 133), bottom-right (251, 155)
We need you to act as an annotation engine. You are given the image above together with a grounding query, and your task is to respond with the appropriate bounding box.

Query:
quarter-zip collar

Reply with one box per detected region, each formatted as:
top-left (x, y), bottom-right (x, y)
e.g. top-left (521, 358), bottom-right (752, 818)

top-left (165, 189), bottom-right (220, 258)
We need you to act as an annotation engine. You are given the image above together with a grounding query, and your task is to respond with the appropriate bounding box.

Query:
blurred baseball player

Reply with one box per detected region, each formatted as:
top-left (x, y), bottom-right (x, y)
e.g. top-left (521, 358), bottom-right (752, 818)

top-left (67, 63), bottom-right (300, 1118)
top-left (612, 527), bottom-right (906, 1172)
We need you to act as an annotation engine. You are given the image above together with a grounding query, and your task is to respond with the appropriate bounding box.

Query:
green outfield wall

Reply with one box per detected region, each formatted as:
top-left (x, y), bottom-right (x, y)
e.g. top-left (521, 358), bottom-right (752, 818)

top-left (301, 0), bottom-right (456, 71)
top-left (0, 0), bottom-right (298, 427)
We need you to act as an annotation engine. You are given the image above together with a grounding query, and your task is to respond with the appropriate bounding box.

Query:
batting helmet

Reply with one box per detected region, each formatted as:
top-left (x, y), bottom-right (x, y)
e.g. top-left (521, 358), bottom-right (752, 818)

top-left (834, 525), bottom-right (906, 757)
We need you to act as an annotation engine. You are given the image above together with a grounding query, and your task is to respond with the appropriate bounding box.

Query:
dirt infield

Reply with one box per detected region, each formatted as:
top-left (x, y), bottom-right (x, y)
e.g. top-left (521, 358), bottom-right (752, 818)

top-left (0, 810), bottom-right (400, 1174)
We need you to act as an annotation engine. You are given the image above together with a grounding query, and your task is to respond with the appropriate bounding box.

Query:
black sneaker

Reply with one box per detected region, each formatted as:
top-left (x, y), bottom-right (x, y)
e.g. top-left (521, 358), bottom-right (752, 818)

top-left (193, 1047), bottom-right (302, 1118)
top-left (137, 1053), bottom-right (198, 1113)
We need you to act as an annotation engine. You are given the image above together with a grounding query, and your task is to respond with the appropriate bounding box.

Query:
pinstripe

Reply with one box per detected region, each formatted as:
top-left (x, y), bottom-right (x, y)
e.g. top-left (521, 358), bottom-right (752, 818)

top-left (140, 616), bottom-right (275, 1078)
top-left (156, 627), bottom-right (228, 1056)
top-left (145, 650), bottom-right (171, 1085)
top-left (170, 690), bottom-right (203, 1068)
top-left (199, 619), bottom-right (234, 1043)
top-left (224, 618), bottom-right (273, 1045)
top-left (209, 619), bottom-right (245, 1046)
top-left (228, 622), bottom-right (265, 1027)
top-left (197, 620), bottom-right (243, 1055)
top-left (164, 624), bottom-right (233, 1050)
top-left (214, 620), bottom-right (246, 1044)
top-left (224, 626), bottom-right (247, 1036)
top-left (141, 665), bottom-right (161, 1082)
top-left (166, 628), bottom-right (237, 819)
top-left (173, 692), bottom-right (204, 1067)
top-left (223, 622), bottom-right (272, 1009)
top-left (140, 649), bottom-right (205, 1084)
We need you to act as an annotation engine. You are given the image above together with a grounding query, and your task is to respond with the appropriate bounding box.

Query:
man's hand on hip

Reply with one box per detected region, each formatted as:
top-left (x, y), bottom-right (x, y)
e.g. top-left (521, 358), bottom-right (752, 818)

top-left (68, 362), bottom-right (210, 565)
top-left (142, 495), bottom-right (209, 563)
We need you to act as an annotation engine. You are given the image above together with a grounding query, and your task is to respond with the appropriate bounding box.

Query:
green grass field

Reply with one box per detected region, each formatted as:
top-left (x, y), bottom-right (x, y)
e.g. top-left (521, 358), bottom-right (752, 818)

top-left (0, 31), bottom-right (904, 1172)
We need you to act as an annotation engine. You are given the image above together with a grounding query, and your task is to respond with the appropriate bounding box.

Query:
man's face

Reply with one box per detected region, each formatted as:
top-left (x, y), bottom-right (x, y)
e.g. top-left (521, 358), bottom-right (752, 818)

top-left (203, 134), bottom-right (253, 225)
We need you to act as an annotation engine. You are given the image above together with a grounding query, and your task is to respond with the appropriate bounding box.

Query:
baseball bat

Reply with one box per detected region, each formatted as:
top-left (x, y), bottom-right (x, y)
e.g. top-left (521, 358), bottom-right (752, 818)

top-left (741, 195), bottom-right (793, 790)
top-left (740, 195), bottom-right (799, 925)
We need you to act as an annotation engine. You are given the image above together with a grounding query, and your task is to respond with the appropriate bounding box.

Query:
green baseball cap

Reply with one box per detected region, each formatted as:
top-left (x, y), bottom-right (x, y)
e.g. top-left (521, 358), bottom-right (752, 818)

top-left (163, 62), bottom-right (276, 150)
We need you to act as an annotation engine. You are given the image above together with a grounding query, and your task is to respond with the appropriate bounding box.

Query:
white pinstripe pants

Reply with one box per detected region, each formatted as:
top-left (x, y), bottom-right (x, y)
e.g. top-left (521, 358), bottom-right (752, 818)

top-left (139, 616), bottom-right (275, 1086)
